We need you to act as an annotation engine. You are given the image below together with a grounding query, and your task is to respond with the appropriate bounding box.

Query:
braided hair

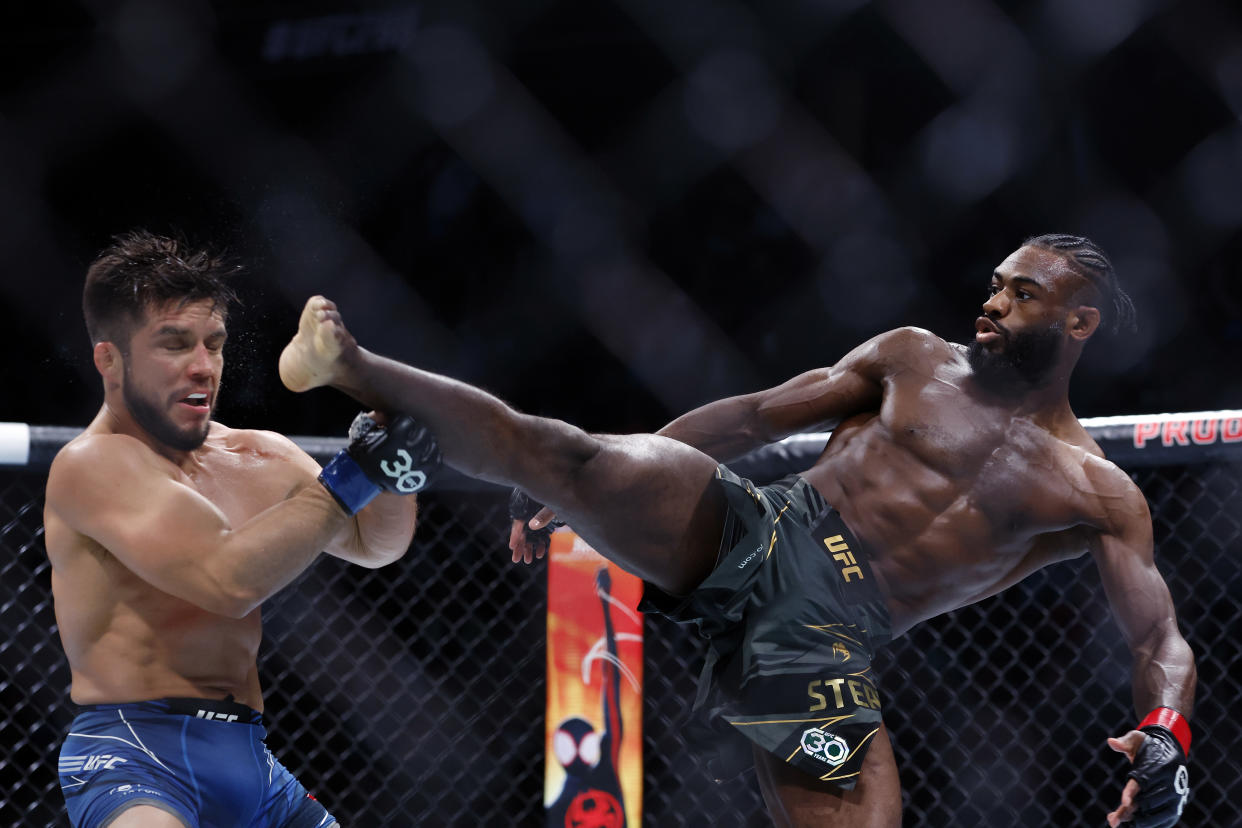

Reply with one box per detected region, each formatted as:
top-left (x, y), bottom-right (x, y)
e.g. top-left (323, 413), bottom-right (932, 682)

top-left (1023, 233), bottom-right (1136, 336)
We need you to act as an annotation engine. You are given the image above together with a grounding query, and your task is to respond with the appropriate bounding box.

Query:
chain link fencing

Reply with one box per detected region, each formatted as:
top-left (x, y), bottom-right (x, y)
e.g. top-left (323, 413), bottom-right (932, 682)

top-left (2, 454), bottom-right (1238, 825)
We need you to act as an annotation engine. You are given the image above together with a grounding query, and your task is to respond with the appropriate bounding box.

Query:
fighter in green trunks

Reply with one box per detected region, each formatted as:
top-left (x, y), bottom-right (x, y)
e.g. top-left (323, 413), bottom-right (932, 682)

top-left (279, 234), bottom-right (1196, 828)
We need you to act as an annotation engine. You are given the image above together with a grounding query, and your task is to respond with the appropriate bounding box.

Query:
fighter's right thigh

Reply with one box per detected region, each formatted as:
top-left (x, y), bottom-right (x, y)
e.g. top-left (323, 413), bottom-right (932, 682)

top-left (514, 422), bottom-right (726, 595)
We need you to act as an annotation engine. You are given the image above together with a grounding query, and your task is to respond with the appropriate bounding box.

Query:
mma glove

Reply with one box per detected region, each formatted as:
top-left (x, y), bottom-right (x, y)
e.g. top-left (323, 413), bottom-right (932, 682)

top-left (509, 488), bottom-right (564, 557)
top-left (1126, 708), bottom-right (1192, 827)
top-left (319, 413), bottom-right (442, 515)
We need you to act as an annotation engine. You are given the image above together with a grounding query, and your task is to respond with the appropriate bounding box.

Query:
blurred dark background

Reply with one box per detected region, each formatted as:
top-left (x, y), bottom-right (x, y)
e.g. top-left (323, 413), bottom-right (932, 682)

top-left (3, 0), bottom-right (1241, 437)
top-left (4, 4), bottom-right (1242, 826)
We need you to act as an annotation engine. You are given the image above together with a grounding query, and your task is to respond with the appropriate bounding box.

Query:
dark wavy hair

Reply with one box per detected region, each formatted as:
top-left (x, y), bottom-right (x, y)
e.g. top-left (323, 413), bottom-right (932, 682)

top-left (1023, 233), bottom-right (1136, 336)
top-left (83, 230), bottom-right (241, 348)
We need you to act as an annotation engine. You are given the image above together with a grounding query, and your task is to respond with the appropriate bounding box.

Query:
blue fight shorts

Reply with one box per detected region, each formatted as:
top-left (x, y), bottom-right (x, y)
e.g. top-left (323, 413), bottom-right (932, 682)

top-left (58, 696), bottom-right (336, 828)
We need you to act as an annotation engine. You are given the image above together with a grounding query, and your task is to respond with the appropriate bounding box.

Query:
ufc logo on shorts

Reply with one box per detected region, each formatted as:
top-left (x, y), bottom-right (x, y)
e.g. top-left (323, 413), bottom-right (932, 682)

top-left (195, 709), bottom-right (239, 722)
top-left (60, 754), bottom-right (129, 772)
top-left (380, 449), bottom-right (427, 493)
top-left (824, 535), bottom-right (863, 582)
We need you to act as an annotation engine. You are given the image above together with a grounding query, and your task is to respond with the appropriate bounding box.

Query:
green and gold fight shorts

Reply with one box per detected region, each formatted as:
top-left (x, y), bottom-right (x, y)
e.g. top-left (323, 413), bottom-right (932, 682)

top-left (640, 464), bottom-right (892, 790)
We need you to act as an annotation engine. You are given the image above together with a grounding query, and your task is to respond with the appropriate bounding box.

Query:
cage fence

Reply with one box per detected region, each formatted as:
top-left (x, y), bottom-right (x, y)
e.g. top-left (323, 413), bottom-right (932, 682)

top-left (1, 415), bottom-right (1238, 826)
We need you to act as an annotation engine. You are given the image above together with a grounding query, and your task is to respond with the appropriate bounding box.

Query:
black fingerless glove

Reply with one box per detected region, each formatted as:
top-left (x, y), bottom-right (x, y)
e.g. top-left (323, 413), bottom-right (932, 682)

top-left (508, 488), bottom-right (564, 554)
top-left (319, 413), bottom-right (442, 514)
top-left (1128, 709), bottom-right (1191, 828)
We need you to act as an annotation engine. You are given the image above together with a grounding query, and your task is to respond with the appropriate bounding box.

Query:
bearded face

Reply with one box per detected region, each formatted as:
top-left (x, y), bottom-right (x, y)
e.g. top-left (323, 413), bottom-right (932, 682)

top-left (967, 320), bottom-right (1065, 391)
top-left (115, 298), bottom-right (225, 452)
top-left (122, 358), bottom-right (215, 451)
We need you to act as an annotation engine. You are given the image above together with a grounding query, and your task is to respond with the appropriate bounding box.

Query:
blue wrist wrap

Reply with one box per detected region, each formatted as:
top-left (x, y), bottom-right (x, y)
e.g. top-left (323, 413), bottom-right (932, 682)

top-left (318, 450), bottom-right (382, 515)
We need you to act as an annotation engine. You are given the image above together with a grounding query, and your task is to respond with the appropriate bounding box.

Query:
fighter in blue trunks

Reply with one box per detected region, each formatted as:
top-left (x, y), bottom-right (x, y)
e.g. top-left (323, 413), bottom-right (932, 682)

top-left (280, 234), bottom-right (1196, 828)
top-left (44, 231), bottom-right (437, 827)
top-left (60, 698), bottom-right (332, 828)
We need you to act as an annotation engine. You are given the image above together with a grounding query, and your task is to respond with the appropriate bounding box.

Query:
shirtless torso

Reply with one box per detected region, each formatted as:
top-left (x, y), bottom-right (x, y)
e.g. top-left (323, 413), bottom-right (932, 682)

top-left (43, 294), bottom-right (416, 713)
top-left (801, 328), bottom-right (1142, 635)
top-left (44, 420), bottom-right (346, 710)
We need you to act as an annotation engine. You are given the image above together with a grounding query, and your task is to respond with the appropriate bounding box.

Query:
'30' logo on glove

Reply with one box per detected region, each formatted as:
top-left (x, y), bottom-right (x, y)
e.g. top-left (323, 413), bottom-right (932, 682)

top-left (1173, 765), bottom-right (1190, 817)
top-left (380, 450), bottom-right (427, 493)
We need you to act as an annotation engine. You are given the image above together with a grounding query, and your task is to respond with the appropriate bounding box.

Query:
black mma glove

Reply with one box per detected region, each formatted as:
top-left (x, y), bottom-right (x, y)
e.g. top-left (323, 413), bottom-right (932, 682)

top-left (508, 488), bottom-right (564, 557)
top-left (1127, 708), bottom-right (1192, 827)
top-left (319, 413), bottom-right (442, 515)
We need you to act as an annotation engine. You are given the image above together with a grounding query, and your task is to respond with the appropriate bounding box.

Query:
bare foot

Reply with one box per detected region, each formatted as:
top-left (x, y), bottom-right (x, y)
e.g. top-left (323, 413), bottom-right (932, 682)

top-left (279, 296), bottom-right (350, 392)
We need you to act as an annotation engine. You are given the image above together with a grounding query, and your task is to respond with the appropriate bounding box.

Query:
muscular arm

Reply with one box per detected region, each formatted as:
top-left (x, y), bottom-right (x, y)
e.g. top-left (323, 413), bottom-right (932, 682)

top-left (327, 493), bottom-right (418, 567)
top-left (278, 438), bottom-right (418, 568)
top-left (1090, 485), bottom-right (1196, 718)
top-left (47, 434), bottom-right (348, 618)
top-left (513, 328), bottom-right (913, 545)
top-left (655, 328), bottom-right (908, 460)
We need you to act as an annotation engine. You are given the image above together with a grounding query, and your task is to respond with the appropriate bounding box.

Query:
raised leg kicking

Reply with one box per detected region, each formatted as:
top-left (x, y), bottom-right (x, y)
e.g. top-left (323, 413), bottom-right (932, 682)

top-left (280, 296), bottom-right (901, 826)
top-left (280, 296), bottom-right (728, 599)
top-left (282, 231), bottom-right (1195, 828)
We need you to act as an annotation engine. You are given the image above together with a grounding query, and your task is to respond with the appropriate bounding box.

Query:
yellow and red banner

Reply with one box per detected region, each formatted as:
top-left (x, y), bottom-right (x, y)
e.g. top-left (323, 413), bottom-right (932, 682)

top-left (545, 530), bottom-right (643, 828)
